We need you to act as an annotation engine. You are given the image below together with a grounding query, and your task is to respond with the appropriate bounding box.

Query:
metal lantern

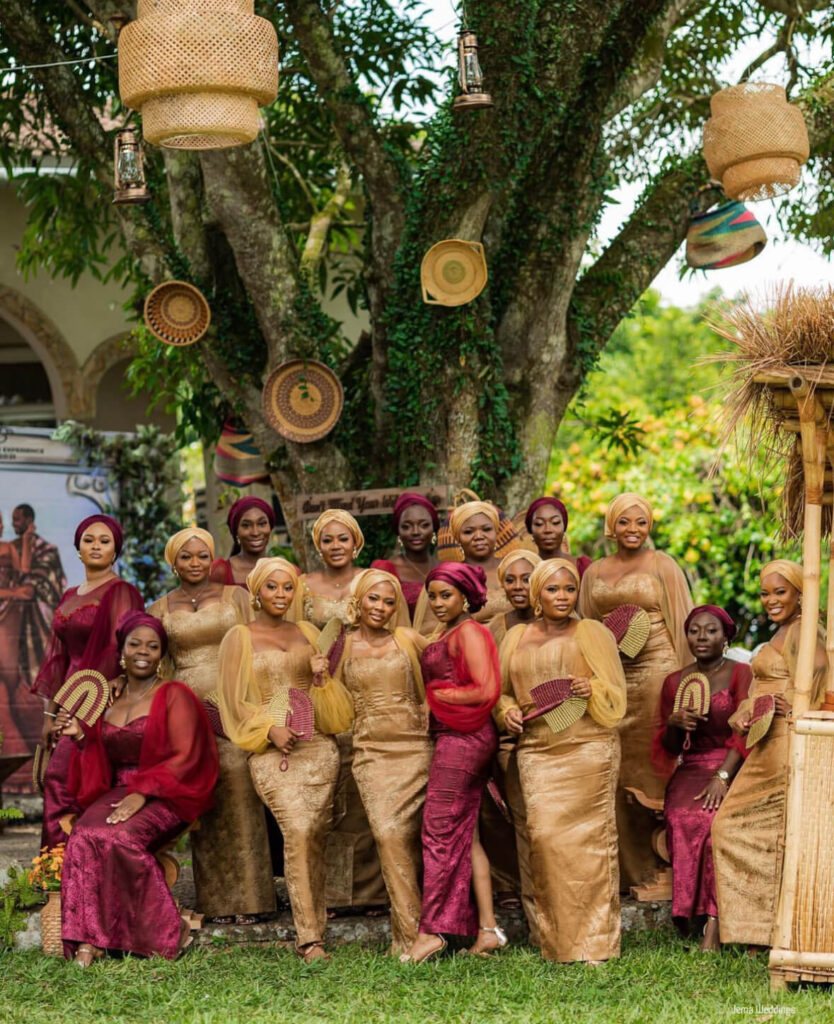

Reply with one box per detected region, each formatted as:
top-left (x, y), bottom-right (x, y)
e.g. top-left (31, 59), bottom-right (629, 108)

top-left (113, 128), bottom-right (151, 205)
top-left (453, 29), bottom-right (493, 111)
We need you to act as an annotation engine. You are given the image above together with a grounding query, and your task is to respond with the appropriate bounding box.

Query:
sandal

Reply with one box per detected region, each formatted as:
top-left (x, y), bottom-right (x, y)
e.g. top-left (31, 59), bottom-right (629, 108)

top-left (467, 925), bottom-right (508, 958)
top-left (297, 940), bottom-right (331, 964)
top-left (74, 943), bottom-right (103, 968)
top-left (177, 915), bottom-right (194, 958)
top-left (399, 935), bottom-right (447, 964)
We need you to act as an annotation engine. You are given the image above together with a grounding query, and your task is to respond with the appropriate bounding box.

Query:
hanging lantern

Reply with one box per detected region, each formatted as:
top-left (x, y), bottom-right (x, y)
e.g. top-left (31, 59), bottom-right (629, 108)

top-left (118, 0), bottom-right (279, 150)
top-left (453, 29), bottom-right (493, 111)
top-left (112, 128), bottom-right (151, 205)
top-left (703, 83), bottom-right (809, 202)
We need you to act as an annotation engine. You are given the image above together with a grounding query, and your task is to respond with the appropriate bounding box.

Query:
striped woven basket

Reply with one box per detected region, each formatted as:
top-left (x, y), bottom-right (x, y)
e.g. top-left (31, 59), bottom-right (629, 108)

top-left (686, 200), bottom-right (766, 270)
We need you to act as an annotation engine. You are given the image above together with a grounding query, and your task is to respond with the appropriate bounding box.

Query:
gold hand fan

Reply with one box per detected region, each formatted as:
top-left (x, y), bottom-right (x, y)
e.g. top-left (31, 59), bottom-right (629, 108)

top-left (522, 678), bottom-right (588, 735)
top-left (54, 669), bottom-right (109, 727)
top-left (672, 671), bottom-right (710, 750)
top-left (603, 604), bottom-right (651, 659)
top-left (746, 693), bottom-right (776, 749)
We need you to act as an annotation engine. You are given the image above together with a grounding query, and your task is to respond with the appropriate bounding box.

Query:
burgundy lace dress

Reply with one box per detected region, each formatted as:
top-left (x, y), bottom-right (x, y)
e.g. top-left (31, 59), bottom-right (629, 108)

top-left (418, 620), bottom-right (499, 936)
top-left (32, 578), bottom-right (144, 847)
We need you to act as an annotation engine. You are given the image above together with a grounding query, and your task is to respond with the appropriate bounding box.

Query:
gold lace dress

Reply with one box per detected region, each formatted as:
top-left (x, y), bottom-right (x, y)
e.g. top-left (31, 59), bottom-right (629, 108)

top-left (496, 620), bottom-right (626, 961)
top-left (149, 587), bottom-right (275, 918)
top-left (579, 551), bottom-right (692, 889)
top-left (217, 625), bottom-right (341, 947)
top-left (337, 633), bottom-right (432, 952)
top-left (712, 620), bottom-right (826, 946)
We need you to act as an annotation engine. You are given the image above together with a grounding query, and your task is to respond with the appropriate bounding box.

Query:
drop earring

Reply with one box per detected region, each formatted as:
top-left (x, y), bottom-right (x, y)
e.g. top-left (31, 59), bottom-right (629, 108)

top-left (119, 656), bottom-right (126, 670)
top-left (431, 532), bottom-right (437, 546)
top-left (462, 598), bottom-right (470, 613)
top-left (251, 596), bottom-right (262, 611)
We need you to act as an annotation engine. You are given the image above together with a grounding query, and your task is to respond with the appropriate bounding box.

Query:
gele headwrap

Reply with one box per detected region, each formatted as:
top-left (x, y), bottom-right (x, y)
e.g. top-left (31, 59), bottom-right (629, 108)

top-left (496, 550), bottom-right (541, 586)
top-left (392, 492), bottom-right (440, 532)
top-left (74, 514), bottom-right (124, 557)
top-left (115, 610), bottom-right (169, 658)
top-left (684, 604), bottom-right (737, 643)
top-left (164, 527), bottom-right (215, 568)
top-left (226, 497), bottom-right (276, 555)
top-left (528, 558), bottom-right (580, 611)
top-left (246, 557), bottom-right (299, 599)
top-left (604, 493), bottom-right (653, 540)
top-left (760, 559), bottom-right (803, 594)
top-left (311, 509), bottom-right (365, 556)
top-left (448, 501), bottom-right (500, 543)
top-left (524, 497), bottom-right (569, 535)
top-left (346, 568), bottom-right (406, 628)
top-left (425, 563), bottom-right (488, 613)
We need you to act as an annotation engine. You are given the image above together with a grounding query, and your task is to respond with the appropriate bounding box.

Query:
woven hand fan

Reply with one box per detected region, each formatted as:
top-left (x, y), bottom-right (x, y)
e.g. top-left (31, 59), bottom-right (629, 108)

top-left (673, 672), bottom-right (711, 750)
top-left (268, 688), bottom-right (314, 771)
top-left (33, 743), bottom-right (50, 794)
top-left (318, 617), bottom-right (345, 675)
top-left (54, 669), bottom-right (109, 727)
top-left (603, 605), bottom-right (651, 659)
top-left (201, 693), bottom-right (227, 739)
top-left (746, 694), bottom-right (776, 749)
top-left (522, 678), bottom-right (588, 734)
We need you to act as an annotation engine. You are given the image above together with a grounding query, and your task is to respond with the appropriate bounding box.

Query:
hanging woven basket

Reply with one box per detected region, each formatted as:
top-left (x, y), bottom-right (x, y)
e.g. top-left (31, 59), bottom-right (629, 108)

top-left (703, 83), bottom-right (809, 202)
top-left (119, 0), bottom-right (279, 150)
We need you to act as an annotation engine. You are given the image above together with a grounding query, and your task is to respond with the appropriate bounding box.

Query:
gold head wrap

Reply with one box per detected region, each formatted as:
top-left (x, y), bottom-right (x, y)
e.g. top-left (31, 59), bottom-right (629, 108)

top-left (528, 558), bottom-right (580, 614)
top-left (311, 509), bottom-right (365, 556)
top-left (448, 500), bottom-right (500, 543)
top-left (346, 568), bottom-right (409, 629)
top-left (496, 549), bottom-right (542, 585)
top-left (604, 493), bottom-right (654, 540)
top-left (164, 527), bottom-right (215, 568)
top-left (246, 556), bottom-right (299, 601)
top-left (760, 559), bottom-right (803, 593)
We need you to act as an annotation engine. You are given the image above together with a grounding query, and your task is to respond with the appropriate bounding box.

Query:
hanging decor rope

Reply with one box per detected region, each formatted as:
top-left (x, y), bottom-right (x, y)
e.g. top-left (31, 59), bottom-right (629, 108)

top-left (118, 0), bottom-right (279, 150)
top-left (452, 28), bottom-right (493, 111)
top-left (112, 127), bottom-right (151, 205)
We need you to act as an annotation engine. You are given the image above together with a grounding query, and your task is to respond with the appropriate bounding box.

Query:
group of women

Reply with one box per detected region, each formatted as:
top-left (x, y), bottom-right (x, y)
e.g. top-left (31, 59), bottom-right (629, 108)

top-left (32, 491), bottom-right (823, 968)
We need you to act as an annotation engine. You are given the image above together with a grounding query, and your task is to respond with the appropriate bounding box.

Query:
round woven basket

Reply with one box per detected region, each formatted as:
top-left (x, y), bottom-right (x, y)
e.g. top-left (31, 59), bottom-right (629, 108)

top-left (703, 83), bottom-right (809, 202)
top-left (263, 359), bottom-right (344, 443)
top-left (421, 240), bottom-right (488, 307)
top-left (119, 0), bottom-right (279, 149)
top-left (144, 281), bottom-right (211, 346)
top-left (40, 892), bottom-right (62, 956)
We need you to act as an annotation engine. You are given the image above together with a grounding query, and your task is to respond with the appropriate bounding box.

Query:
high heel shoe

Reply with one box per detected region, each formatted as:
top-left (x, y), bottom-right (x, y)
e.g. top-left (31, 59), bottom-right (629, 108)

top-left (468, 925), bottom-right (508, 958)
top-left (399, 935), bottom-right (447, 964)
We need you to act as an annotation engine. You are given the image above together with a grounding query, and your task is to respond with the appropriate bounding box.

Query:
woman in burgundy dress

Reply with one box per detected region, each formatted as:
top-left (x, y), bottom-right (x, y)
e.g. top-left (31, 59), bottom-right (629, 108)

top-left (33, 515), bottom-right (144, 847)
top-left (210, 497), bottom-right (276, 587)
top-left (57, 611), bottom-right (218, 965)
top-left (401, 563), bottom-right (502, 964)
top-left (371, 493), bottom-right (439, 619)
top-left (653, 605), bottom-right (751, 951)
top-left (524, 497), bottom-right (591, 578)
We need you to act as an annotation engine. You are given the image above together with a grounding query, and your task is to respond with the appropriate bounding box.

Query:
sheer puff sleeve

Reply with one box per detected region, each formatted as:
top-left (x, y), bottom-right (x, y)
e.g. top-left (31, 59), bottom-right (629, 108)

top-left (653, 551), bottom-right (693, 669)
top-left (31, 591), bottom-right (72, 699)
top-left (427, 619), bottom-right (500, 732)
top-left (494, 623), bottom-right (526, 731)
top-left (575, 618), bottom-right (627, 728)
top-left (296, 620), bottom-right (354, 734)
top-left (217, 624), bottom-right (273, 754)
top-left (128, 682), bottom-right (218, 820)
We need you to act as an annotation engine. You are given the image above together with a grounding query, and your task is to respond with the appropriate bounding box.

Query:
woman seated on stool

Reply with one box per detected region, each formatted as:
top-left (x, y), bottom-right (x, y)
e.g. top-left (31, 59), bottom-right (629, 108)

top-left (56, 610), bottom-right (218, 966)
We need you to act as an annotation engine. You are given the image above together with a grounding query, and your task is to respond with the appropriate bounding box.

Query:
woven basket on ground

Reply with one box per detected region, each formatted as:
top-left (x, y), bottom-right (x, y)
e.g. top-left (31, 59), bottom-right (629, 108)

top-left (703, 83), bottom-right (809, 202)
top-left (119, 0), bottom-right (279, 149)
top-left (40, 892), bottom-right (62, 956)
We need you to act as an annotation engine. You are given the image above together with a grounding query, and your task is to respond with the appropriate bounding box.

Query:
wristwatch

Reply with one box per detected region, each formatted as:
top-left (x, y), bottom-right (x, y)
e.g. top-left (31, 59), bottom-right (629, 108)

top-left (714, 769), bottom-right (730, 785)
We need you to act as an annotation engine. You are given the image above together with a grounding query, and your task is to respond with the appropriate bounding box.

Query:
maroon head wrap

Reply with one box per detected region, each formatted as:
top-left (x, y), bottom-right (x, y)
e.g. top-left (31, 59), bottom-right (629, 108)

top-left (425, 563), bottom-right (488, 613)
top-left (525, 497), bottom-right (568, 535)
top-left (392, 492), bottom-right (440, 532)
top-left (226, 497), bottom-right (276, 555)
top-left (116, 610), bottom-right (169, 658)
top-left (684, 604), bottom-right (737, 643)
top-left (74, 514), bottom-right (124, 557)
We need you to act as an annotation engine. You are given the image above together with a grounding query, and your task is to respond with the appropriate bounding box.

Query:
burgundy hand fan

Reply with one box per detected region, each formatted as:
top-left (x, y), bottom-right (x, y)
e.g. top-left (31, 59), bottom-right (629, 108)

top-left (269, 687), bottom-right (315, 770)
top-left (672, 671), bottom-right (711, 750)
top-left (746, 693), bottom-right (776, 749)
top-left (522, 677), bottom-right (587, 734)
top-left (54, 669), bottom-right (109, 727)
top-left (603, 604), bottom-right (651, 658)
top-left (201, 693), bottom-right (228, 740)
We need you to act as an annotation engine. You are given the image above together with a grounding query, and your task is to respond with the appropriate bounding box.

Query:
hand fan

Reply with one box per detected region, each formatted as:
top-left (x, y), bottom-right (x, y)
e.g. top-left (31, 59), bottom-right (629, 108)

top-left (603, 605), bottom-right (651, 658)
top-left (318, 617), bottom-right (346, 676)
top-left (672, 671), bottom-right (711, 750)
top-left (268, 688), bottom-right (315, 771)
top-left (201, 693), bottom-right (227, 739)
top-left (522, 678), bottom-right (587, 734)
top-left (33, 743), bottom-right (50, 794)
top-left (746, 694), bottom-right (776, 749)
top-left (54, 669), bottom-right (109, 727)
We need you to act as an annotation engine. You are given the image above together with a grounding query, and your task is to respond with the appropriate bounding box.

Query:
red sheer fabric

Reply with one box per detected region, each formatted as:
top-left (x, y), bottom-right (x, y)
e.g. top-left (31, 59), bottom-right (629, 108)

top-left (209, 558), bottom-right (240, 587)
top-left (32, 578), bottom-right (144, 700)
top-left (651, 661), bottom-right (753, 778)
top-left (69, 682), bottom-right (218, 821)
top-left (421, 619), bottom-right (500, 732)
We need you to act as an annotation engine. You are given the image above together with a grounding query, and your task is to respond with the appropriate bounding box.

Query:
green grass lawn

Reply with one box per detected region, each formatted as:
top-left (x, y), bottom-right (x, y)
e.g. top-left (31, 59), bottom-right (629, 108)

top-left (2, 929), bottom-right (833, 1024)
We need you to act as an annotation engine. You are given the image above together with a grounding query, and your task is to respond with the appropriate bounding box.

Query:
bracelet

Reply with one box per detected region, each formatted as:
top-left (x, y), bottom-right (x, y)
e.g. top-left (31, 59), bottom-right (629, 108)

top-left (712, 772), bottom-right (729, 787)
top-left (43, 711), bottom-right (57, 718)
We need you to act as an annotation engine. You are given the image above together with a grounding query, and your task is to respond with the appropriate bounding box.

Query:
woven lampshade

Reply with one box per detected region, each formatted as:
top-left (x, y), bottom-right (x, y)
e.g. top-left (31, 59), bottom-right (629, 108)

top-left (703, 83), bottom-right (809, 202)
top-left (119, 0), bottom-right (279, 150)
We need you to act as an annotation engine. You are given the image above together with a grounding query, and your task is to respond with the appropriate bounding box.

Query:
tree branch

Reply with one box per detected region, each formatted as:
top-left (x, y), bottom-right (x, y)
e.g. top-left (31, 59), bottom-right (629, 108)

top-left (300, 159), bottom-right (352, 282)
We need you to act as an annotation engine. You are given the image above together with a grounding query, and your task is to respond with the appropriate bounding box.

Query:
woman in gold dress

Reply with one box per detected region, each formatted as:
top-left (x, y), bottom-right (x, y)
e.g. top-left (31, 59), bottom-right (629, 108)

top-left (149, 528), bottom-right (275, 924)
top-left (497, 559), bottom-right (626, 962)
top-left (329, 568), bottom-right (432, 953)
top-left (579, 492), bottom-right (692, 890)
top-left (293, 509), bottom-right (387, 912)
top-left (712, 560), bottom-right (826, 948)
top-left (489, 550), bottom-right (541, 646)
top-left (217, 557), bottom-right (353, 962)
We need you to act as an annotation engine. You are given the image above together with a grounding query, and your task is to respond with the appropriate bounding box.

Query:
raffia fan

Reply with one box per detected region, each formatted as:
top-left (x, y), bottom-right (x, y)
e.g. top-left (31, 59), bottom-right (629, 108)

top-left (705, 283), bottom-right (834, 538)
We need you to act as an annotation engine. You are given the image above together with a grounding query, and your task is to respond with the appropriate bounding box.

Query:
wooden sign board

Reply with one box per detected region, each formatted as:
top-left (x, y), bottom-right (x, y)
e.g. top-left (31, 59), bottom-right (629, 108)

top-left (296, 487), bottom-right (447, 522)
